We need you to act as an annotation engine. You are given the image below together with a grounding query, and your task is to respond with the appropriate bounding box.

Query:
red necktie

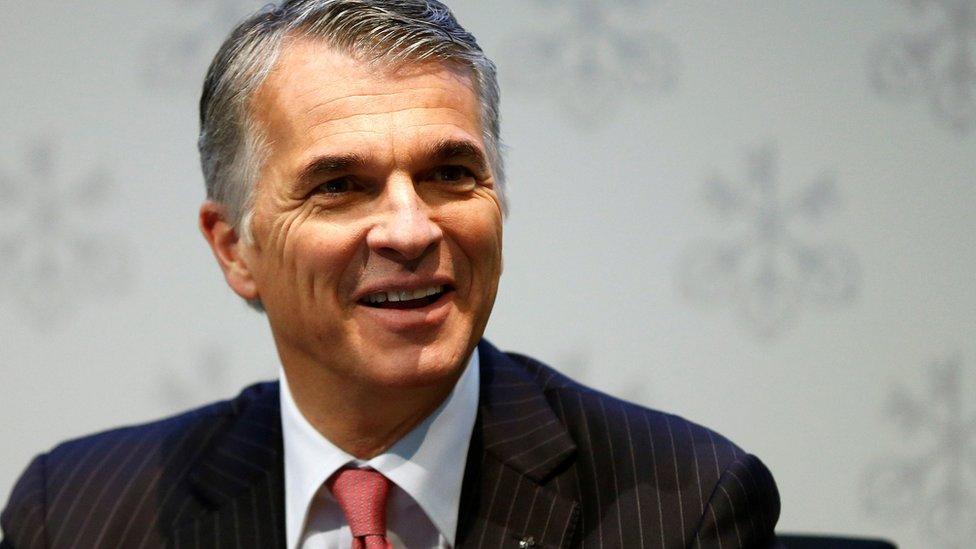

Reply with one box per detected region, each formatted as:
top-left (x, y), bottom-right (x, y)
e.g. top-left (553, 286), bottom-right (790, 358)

top-left (327, 467), bottom-right (393, 549)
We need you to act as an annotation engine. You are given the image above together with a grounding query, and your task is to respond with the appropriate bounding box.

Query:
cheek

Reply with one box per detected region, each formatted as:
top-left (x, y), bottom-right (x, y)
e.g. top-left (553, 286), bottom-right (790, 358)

top-left (443, 209), bottom-right (503, 289)
top-left (261, 217), bottom-right (364, 301)
top-left (292, 224), bottom-right (363, 284)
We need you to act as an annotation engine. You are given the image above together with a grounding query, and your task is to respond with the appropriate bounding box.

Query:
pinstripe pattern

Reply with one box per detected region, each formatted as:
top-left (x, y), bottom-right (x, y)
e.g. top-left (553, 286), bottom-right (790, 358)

top-left (460, 344), bottom-right (780, 548)
top-left (1, 383), bottom-right (284, 549)
top-left (1, 341), bottom-right (779, 548)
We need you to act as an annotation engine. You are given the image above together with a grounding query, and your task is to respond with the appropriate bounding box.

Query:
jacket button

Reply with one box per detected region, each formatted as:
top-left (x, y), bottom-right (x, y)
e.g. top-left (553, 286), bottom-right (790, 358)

top-left (518, 536), bottom-right (536, 548)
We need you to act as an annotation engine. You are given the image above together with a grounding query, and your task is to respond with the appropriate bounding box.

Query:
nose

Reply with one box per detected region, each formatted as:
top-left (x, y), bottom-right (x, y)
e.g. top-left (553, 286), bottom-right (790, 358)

top-left (366, 179), bottom-right (443, 262)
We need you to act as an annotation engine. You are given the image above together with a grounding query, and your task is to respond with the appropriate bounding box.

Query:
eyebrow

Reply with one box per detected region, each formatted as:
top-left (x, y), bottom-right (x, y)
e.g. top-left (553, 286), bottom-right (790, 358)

top-left (295, 152), bottom-right (369, 187)
top-left (293, 137), bottom-right (490, 186)
top-left (423, 138), bottom-right (490, 174)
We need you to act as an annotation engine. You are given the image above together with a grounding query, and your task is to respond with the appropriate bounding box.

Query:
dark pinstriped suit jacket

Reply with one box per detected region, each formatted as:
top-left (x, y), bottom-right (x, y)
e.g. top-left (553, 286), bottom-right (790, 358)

top-left (1, 341), bottom-right (779, 548)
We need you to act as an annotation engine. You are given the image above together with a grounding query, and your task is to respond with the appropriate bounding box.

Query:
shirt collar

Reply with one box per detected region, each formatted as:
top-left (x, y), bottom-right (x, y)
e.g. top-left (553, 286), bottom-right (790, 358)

top-left (280, 349), bottom-right (480, 549)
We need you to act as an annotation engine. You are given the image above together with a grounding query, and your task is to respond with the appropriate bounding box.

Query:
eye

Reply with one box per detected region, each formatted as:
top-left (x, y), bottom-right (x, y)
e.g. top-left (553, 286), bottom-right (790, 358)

top-left (430, 165), bottom-right (474, 183)
top-left (316, 177), bottom-right (354, 194)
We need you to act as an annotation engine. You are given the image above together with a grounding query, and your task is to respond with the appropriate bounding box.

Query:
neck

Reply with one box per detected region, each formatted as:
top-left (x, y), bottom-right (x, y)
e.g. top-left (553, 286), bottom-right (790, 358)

top-left (282, 359), bottom-right (462, 459)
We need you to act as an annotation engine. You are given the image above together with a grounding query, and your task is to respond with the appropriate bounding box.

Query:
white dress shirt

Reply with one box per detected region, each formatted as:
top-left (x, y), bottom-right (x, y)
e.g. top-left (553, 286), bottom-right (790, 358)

top-left (280, 352), bottom-right (480, 549)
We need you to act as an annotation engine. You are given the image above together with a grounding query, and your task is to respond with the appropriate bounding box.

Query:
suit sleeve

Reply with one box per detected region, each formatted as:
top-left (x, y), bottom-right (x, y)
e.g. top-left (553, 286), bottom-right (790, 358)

top-left (1, 454), bottom-right (48, 549)
top-left (691, 453), bottom-right (781, 548)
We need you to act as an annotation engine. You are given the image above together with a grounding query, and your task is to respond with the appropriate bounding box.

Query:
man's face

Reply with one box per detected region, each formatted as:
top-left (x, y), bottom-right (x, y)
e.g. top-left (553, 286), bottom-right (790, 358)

top-left (232, 39), bottom-right (503, 390)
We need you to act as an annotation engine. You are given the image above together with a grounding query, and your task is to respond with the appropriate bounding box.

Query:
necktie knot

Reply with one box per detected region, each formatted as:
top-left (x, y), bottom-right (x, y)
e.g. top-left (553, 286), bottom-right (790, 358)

top-left (327, 467), bottom-right (391, 547)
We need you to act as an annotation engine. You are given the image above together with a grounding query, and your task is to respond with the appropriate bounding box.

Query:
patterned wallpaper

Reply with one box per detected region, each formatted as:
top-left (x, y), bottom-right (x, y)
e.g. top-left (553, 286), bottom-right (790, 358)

top-left (505, 0), bottom-right (679, 126)
top-left (0, 140), bottom-right (131, 329)
top-left (869, 0), bottom-right (976, 134)
top-left (1, 1), bottom-right (973, 546)
top-left (863, 354), bottom-right (976, 547)
top-left (679, 143), bottom-right (860, 339)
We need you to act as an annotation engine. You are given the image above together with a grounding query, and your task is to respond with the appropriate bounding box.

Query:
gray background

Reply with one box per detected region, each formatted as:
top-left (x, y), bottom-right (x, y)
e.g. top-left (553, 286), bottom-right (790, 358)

top-left (2, 1), bottom-right (975, 546)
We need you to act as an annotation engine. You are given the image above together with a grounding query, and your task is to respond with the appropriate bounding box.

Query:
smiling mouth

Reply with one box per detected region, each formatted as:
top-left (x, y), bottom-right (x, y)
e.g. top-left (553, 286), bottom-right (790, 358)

top-left (358, 285), bottom-right (451, 310)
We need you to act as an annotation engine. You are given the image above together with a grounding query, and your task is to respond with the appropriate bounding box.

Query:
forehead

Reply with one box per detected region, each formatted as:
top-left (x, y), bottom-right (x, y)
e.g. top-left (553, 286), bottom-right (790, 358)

top-left (250, 38), bottom-right (483, 151)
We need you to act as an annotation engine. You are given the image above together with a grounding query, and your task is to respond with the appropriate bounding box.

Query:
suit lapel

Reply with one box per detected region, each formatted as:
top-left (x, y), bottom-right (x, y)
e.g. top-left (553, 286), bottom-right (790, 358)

top-left (168, 383), bottom-right (286, 548)
top-left (456, 342), bottom-right (580, 548)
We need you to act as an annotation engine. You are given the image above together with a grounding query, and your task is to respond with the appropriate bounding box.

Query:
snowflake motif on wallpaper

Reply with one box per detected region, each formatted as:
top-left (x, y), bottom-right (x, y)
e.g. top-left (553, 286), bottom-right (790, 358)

top-left (507, 0), bottom-right (679, 126)
top-left (141, 0), bottom-right (267, 88)
top-left (869, 0), bottom-right (976, 134)
top-left (158, 344), bottom-right (232, 409)
top-left (678, 145), bottom-right (859, 339)
top-left (863, 355), bottom-right (976, 547)
top-left (0, 141), bottom-right (131, 329)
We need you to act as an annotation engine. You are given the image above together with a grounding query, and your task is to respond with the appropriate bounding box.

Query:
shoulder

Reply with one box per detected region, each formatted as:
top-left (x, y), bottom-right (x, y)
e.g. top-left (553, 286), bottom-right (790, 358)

top-left (1, 381), bottom-right (278, 545)
top-left (504, 350), bottom-right (747, 467)
top-left (500, 349), bottom-right (780, 546)
top-left (42, 381), bottom-right (276, 475)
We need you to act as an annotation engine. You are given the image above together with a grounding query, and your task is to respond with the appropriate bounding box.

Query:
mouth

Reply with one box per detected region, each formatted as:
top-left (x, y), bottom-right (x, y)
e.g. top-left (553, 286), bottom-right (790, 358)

top-left (357, 285), bottom-right (452, 310)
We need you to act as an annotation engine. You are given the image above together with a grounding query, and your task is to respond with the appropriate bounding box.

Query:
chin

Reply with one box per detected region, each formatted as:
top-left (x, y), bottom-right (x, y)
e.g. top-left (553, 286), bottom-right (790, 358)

top-left (358, 335), bottom-right (474, 389)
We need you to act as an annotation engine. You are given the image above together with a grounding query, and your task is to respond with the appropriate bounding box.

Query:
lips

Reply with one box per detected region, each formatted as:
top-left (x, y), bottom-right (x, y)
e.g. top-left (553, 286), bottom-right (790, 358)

top-left (354, 281), bottom-right (455, 333)
top-left (358, 285), bottom-right (450, 309)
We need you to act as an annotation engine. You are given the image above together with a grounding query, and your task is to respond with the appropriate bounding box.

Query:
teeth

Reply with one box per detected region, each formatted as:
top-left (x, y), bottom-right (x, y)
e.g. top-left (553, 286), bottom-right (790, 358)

top-left (365, 285), bottom-right (443, 304)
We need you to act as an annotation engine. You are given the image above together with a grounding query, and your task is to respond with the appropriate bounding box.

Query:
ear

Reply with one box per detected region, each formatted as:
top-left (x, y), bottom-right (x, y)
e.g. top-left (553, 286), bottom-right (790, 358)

top-left (199, 200), bottom-right (259, 301)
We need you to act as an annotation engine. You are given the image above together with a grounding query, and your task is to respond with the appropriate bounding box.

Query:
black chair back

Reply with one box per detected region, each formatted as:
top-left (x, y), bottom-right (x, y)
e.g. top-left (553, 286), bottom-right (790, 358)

top-left (777, 534), bottom-right (897, 548)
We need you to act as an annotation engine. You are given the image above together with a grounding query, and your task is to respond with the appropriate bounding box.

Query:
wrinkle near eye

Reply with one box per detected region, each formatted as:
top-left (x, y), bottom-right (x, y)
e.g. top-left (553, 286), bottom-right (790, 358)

top-left (267, 207), bottom-right (310, 259)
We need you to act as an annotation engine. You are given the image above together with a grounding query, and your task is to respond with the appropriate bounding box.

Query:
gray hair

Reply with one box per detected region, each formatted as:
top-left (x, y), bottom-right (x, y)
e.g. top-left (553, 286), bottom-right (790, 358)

top-left (198, 0), bottom-right (506, 244)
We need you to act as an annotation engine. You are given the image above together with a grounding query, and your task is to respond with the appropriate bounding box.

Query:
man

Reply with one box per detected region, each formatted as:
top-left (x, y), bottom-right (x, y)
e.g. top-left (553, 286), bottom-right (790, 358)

top-left (1, 1), bottom-right (780, 547)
